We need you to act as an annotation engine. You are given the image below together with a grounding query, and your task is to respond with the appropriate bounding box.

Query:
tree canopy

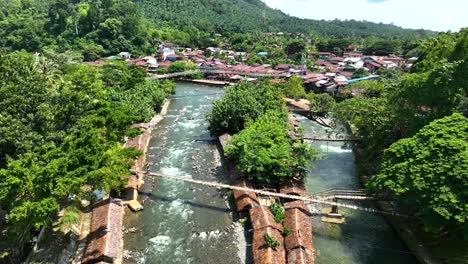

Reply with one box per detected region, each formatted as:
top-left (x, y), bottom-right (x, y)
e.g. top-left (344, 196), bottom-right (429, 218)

top-left (0, 51), bottom-right (174, 259)
top-left (206, 81), bottom-right (287, 136)
top-left (368, 113), bottom-right (468, 234)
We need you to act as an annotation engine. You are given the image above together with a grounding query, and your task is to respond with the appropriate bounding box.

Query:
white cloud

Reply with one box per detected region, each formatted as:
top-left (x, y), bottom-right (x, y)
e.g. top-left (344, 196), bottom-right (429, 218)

top-left (262, 0), bottom-right (468, 32)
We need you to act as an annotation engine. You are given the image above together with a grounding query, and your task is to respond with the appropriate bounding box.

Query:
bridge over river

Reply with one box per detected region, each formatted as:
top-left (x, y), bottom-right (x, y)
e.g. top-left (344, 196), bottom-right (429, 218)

top-left (131, 170), bottom-right (405, 218)
top-left (146, 69), bottom-right (290, 80)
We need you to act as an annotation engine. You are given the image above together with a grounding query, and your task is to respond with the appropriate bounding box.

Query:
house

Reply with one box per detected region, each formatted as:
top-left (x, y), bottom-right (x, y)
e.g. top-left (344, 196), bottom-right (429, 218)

top-left (342, 57), bottom-right (365, 70)
top-left (118, 52), bottom-right (131, 60)
top-left (314, 60), bottom-right (334, 68)
top-left (166, 54), bottom-right (181, 62)
top-left (158, 60), bottom-right (172, 68)
top-left (329, 57), bottom-right (344, 64)
top-left (275, 64), bottom-right (293, 71)
top-left (82, 198), bottom-right (124, 264)
top-left (206, 47), bottom-right (221, 54)
top-left (250, 206), bottom-right (286, 264)
top-left (257, 51), bottom-right (269, 56)
top-left (157, 48), bottom-right (175, 60)
top-left (343, 52), bottom-right (363, 58)
top-left (365, 61), bottom-right (383, 73)
top-left (160, 42), bottom-right (179, 50)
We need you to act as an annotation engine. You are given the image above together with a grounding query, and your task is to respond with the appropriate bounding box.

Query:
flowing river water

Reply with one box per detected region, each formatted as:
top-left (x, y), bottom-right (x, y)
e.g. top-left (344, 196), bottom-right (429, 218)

top-left (123, 83), bottom-right (418, 264)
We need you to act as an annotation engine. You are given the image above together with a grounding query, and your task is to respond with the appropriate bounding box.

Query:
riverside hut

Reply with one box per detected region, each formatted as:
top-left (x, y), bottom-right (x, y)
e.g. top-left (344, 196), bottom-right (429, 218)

top-left (232, 180), bottom-right (259, 212)
top-left (82, 198), bottom-right (124, 264)
top-left (279, 179), bottom-right (307, 197)
top-left (250, 206), bottom-right (286, 264)
top-left (283, 201), bottom-right (315, 264)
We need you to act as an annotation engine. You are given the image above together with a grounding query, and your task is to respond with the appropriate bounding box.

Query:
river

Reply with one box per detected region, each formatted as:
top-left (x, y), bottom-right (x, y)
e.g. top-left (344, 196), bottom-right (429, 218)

top-left (297, 115), bottom-right (418, 264)
top-left (123, 82), bottom-right (417, 264)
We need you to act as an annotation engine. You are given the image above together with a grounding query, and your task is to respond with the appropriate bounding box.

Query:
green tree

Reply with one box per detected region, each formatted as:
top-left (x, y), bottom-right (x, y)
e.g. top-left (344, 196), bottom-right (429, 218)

top-left (225, 111), bottom-right (317, 183)
top-left (368, 113), bottom-right (468, 235)
top-left (333, 97), bottom-right (400, 152)
top-left (206, 81), bottom-right (286, 136)
top-left (282, 75), bottom-right (306, 99)
top-left (351, 68), bottom-right (369, 79)
top-left (308, 92), bottom-right (336, 117)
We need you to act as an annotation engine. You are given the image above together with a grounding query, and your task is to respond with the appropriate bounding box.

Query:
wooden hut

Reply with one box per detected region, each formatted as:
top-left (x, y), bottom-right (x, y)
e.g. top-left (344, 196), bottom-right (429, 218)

top-left (283, 201), bottom-right (315, 264)
top-left (249, 206), bottom-right (286, 264)
top-left (232, 180), bottom-right (259, 212)
top-left (82, 198), bottom-right (124, 264)
top-left (279, 179), bottom-right (307, 197)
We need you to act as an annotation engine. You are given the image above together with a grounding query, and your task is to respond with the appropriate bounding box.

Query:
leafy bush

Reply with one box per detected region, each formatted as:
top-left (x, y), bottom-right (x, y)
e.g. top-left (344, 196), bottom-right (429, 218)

top-left (126, 128), bottom-right (144, 138)
top-left (270, 202), bottom-right (286, 223)
top-left (264, 234), bottom-right (280, 249)
top-left (283, 224), bottom-right (291, 236)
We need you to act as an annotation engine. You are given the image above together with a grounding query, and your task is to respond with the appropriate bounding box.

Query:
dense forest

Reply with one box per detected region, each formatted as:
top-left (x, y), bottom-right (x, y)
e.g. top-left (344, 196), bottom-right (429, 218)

top-left (0, 0), bottom-right (436, 61)
top-left (0, 0), bottom-right (158, 59)
top-left (333, 30), bottom-right (468, 240)
top-left (134, 0), bottom-right (435, 38)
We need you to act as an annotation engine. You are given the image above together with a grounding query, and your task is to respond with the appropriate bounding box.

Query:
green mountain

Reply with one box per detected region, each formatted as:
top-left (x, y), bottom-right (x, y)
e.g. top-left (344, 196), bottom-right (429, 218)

top-left (134, 0), bottom-right (435, 38)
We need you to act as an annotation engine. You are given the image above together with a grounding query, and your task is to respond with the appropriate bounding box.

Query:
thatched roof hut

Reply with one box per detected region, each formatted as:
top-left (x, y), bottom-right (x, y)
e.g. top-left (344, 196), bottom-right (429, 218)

top-left (279, 179), bottom-right (307, 197)
top-left (283, 201), bottom-right (314, 264)
top-left (249, 206), bottom-right (283, 232)
top-left (232, 180), bottom-right (259, 211)
top-left (252, 226), bottom-right (286, 264)
top-left (82, 198), bottom-right (124, 264)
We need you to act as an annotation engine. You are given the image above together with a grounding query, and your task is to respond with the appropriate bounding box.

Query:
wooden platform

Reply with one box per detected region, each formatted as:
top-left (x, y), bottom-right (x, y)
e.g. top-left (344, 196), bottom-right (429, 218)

top-left (127, 200), bottom-right (144, 212)
top-left (321, 208), bottom-right (345, 224)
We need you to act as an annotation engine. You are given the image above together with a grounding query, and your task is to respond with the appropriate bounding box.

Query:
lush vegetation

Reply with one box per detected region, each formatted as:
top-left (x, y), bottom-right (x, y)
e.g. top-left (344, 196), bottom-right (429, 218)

top-left (270, 202), bottom-right (286, 223)
top-left (308, 92), bottom-right (336, 117)
top-left (208, 81), bottom-right (317, 184)
top-left (368, 113), bottom-right (467, 233)
top-left (0, 51), bottom-right (173, 259)
top-left (135, 0), bottom-right (435, 39)
top-left (333, 30), bottom-right (468, 237)
top-left (281, 76), bottom-right (306, 99)
top-left (206, 81), bottom-right (287, 136)
top-left (0, 0), bottom-right (159, 59)
top-left (264, 233), bottom-right (280, 249)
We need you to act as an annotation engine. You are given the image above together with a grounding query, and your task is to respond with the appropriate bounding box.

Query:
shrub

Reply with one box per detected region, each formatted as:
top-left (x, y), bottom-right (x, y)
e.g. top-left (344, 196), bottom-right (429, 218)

top-left (264, 234), bottom-right (280, 249)
top-left (270, 202), bottom-right (286, 223)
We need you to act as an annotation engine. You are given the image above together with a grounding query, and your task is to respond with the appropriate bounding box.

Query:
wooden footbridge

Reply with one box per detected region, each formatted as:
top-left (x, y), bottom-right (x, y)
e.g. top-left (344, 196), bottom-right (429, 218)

top-left (146, 69), bottom-right (290, 80)
top-left (131, 170), bottom-right (406, 217)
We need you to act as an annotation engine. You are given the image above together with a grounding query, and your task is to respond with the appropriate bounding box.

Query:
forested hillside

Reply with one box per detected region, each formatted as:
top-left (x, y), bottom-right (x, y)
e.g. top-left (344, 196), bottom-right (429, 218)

top-left (134, 0), bottom-right (435, 38)
top-left (0, 0), bottom-right (157, 58)
top-left (0, 0), bottom-right (436, 60)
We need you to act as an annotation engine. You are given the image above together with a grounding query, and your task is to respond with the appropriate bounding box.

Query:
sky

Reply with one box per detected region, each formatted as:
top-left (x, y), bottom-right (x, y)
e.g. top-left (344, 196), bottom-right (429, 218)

top-left (262, 0), bottom-right (468, 32)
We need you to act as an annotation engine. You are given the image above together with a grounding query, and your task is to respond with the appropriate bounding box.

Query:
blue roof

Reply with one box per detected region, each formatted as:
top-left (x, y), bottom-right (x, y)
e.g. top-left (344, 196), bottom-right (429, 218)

top-left (257, 52), bottom-right (269, 56)
top-left (347, 75), bottom-right (380, 83)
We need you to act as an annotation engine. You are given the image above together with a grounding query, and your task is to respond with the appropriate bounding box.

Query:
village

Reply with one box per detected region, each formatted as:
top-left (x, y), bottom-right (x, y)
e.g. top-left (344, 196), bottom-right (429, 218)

top-left (86, 40), bottom-right (414, 95)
